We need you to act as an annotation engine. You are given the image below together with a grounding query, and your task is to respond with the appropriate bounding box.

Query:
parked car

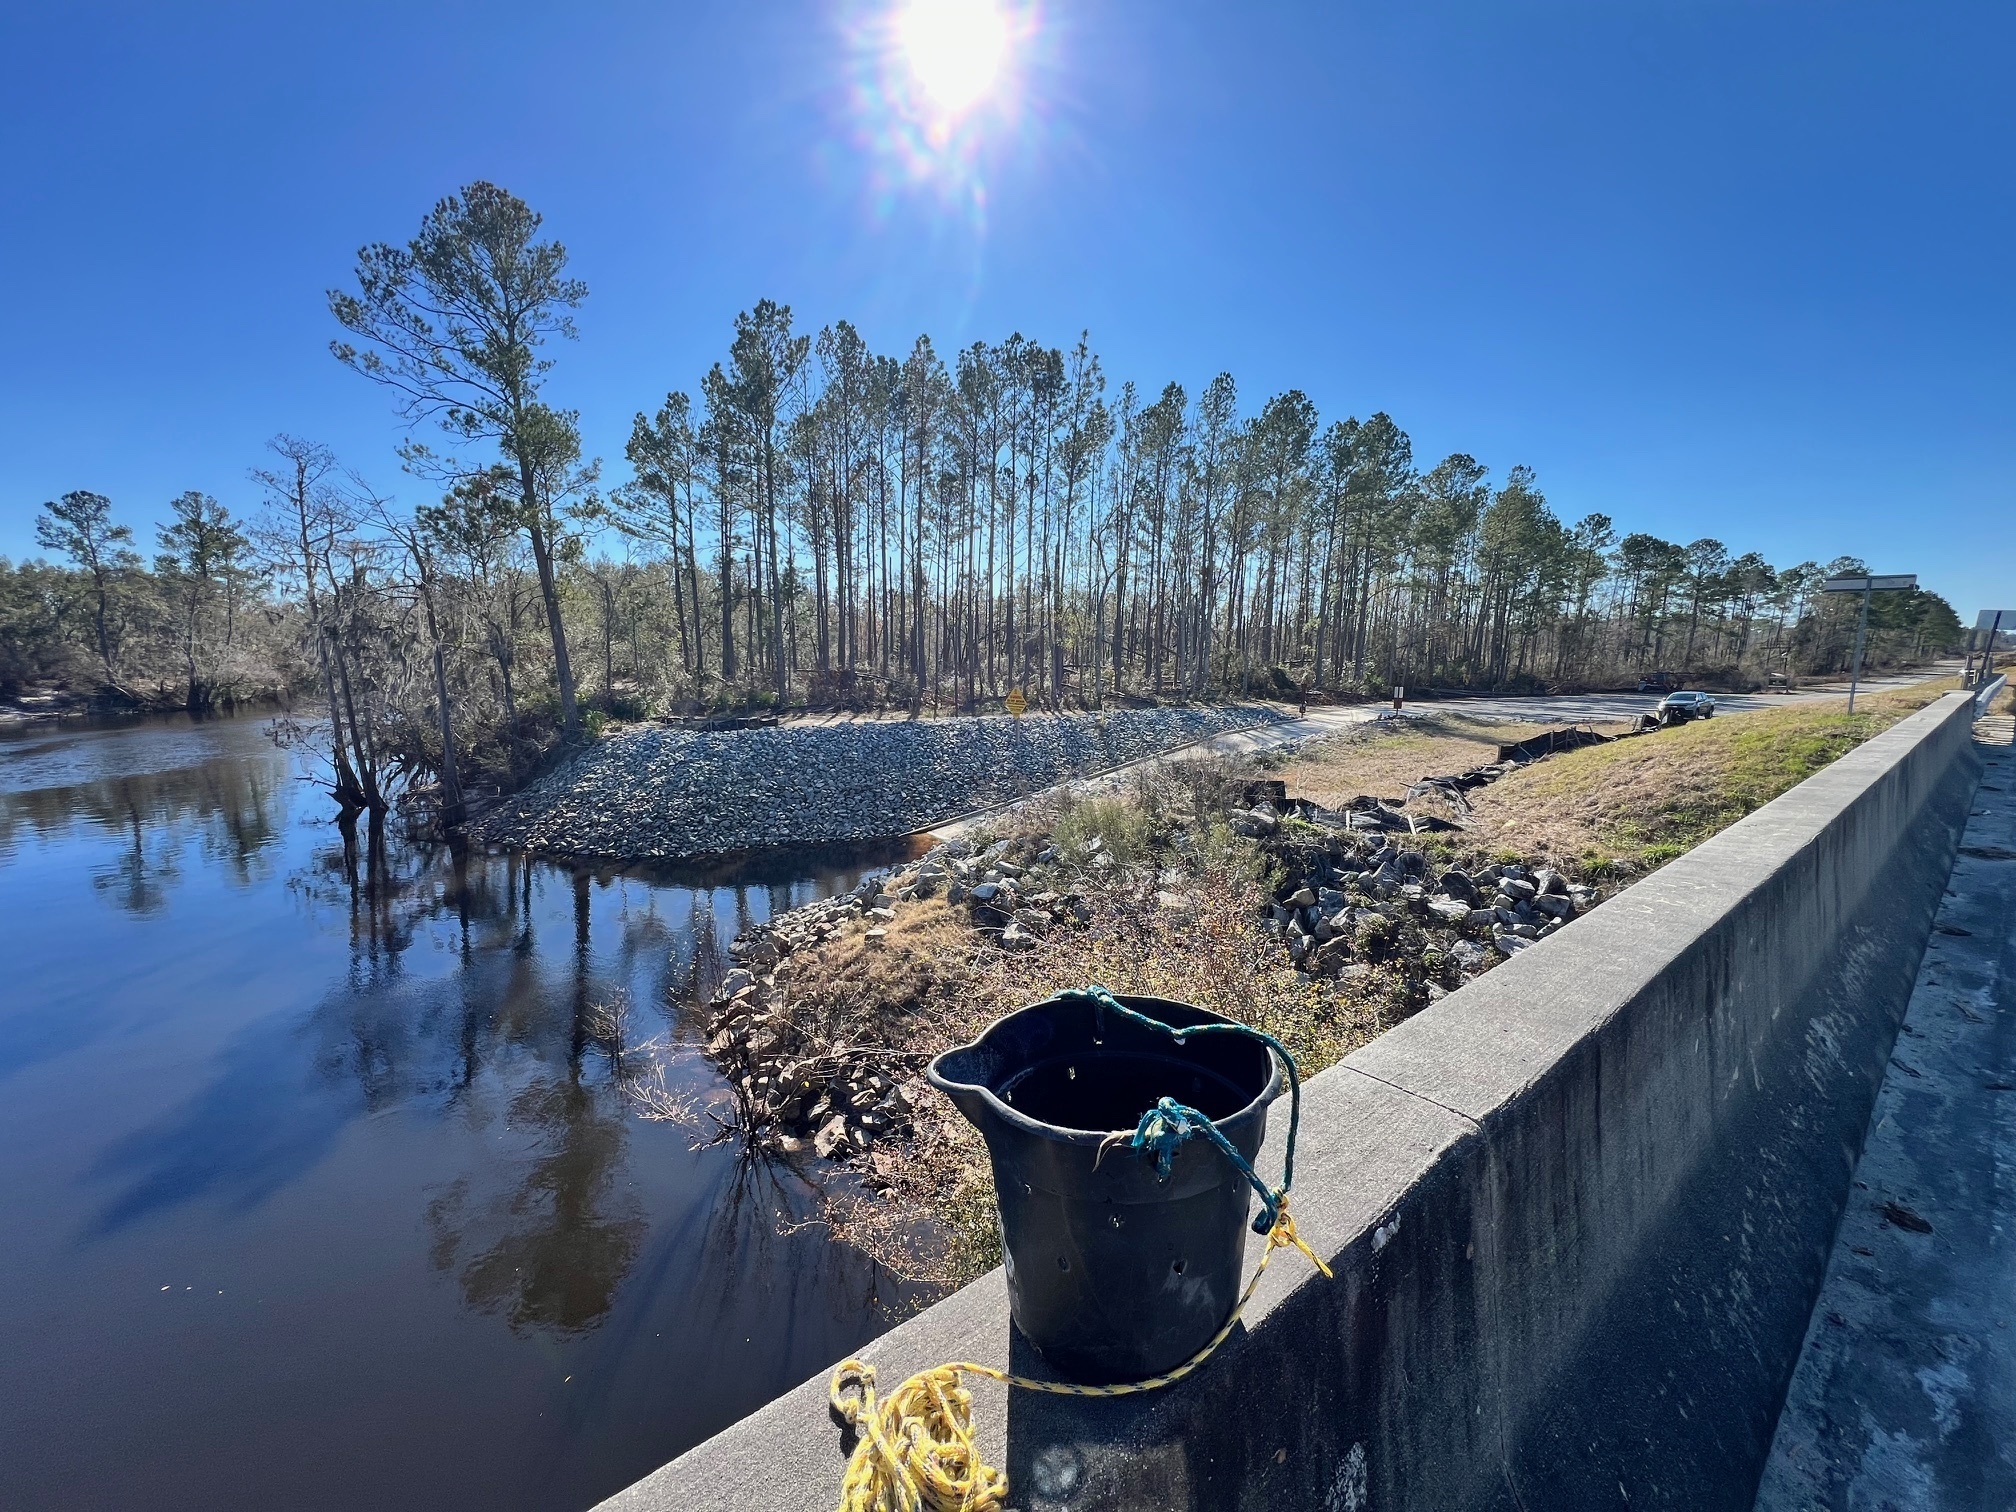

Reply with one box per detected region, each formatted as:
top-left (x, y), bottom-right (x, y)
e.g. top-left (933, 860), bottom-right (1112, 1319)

top-left (1655, 689), bottom-right (1716, 721)
top-left (1637, 671), bottom-right (1679, 693)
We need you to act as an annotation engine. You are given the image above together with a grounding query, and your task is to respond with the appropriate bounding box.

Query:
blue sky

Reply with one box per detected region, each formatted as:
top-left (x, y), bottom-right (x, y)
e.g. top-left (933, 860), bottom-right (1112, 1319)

top-left (2, 1), bottom-right (2010, 617)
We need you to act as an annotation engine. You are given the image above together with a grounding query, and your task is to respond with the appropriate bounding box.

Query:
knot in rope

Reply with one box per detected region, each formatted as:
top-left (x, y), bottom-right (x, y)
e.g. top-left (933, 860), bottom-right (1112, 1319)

top-left (1264, 1194), bottom-right (1334, 1279)
top-left (1127, 1096), bottom-right (1206, 1177)
top-left (1113, 1095), bottom-right (1286, 1234)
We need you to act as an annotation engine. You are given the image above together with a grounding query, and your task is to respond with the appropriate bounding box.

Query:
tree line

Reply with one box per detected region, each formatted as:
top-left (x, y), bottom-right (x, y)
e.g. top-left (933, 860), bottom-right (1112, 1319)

top-left (3, 488), bottom-right (282, 713)
top-left (4, 181), bottom-right (1962, 816)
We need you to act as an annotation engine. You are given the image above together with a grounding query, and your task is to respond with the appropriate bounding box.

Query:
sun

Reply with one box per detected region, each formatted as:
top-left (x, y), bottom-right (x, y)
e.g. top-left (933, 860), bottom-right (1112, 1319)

top-left (898, 0), bottom-right (1010, 115)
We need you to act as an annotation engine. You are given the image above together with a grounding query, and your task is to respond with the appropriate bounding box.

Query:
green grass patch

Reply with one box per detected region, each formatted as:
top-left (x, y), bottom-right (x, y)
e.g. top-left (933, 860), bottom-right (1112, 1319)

top-left (1472, 682), bottom-right (1956, 873)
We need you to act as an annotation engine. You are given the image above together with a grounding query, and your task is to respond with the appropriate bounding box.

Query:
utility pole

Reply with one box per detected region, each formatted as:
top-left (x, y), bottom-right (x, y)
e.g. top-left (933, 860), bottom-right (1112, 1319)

top-left (1820, 573), bottom-right (1916, 713)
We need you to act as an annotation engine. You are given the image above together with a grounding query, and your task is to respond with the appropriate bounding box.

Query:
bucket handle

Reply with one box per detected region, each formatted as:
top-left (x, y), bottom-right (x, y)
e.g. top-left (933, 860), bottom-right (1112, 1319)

top-left (1058, 985), bottom-right (1302, 1236)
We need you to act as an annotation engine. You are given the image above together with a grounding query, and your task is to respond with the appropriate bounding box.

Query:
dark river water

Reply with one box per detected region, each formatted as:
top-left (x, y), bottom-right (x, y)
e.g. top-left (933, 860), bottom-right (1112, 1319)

top-left (0, 712), bottom-right (927, 1511)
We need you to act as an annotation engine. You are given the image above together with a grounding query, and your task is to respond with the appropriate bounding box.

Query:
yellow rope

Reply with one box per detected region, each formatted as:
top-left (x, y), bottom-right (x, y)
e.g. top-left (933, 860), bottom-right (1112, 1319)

top-left (828, 1200), bottom-right (1332, 1512)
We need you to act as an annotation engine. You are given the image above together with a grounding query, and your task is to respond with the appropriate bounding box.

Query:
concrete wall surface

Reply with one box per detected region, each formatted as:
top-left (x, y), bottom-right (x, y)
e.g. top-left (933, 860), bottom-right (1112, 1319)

top-left (1753, 719), bottom-right (2016, 1509)
top-left (597, 691), bottom-right (1984, 1512)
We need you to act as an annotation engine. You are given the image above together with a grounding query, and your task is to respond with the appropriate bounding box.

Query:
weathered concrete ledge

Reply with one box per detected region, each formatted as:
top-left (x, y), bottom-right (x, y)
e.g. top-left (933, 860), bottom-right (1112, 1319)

top-left (598, 692), bottom-right (1984, 1512)
top-left (1755, 701), bottom-right (2015, 1508)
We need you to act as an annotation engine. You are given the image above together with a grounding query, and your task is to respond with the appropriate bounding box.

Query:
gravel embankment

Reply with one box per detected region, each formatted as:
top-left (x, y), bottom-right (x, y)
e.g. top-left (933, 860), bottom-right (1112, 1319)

top-left (470, 705), bottom-right (1283, 861)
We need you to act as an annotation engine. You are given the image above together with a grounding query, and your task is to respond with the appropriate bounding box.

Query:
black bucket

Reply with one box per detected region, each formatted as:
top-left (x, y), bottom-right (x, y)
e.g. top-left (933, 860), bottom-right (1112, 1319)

top-left (926, 992), bottom-right (1281, 1383)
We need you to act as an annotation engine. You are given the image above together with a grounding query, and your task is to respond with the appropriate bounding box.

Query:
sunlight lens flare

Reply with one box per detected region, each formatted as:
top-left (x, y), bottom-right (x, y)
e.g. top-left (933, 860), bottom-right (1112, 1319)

top-left (899, 0), bottom-right (1010, 115)
top-left (841, 0), bottom-right (1048, 223)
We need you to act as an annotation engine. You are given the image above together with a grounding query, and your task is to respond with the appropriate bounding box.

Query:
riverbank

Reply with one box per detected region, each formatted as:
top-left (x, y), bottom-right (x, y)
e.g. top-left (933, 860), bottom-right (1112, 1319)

top-left (669, 679), bottom-right (1993, 1288)
top-left (468, 705), bottom-right (1284, 863)
top-left (0, 684), bottom-right (294, 728)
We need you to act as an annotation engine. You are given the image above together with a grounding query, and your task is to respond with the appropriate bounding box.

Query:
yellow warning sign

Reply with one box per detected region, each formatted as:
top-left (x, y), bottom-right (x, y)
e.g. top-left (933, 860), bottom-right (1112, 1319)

top-left (1005, 688), bottom-right (1027, 717)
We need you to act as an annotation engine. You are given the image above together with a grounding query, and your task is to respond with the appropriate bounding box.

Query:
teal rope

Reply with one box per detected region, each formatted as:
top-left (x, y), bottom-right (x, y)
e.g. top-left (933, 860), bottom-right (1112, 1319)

top-left (1057, 985), bottom-right (1302, 1236)
top-left (1126, 1097), bottom-right (1283, 1229)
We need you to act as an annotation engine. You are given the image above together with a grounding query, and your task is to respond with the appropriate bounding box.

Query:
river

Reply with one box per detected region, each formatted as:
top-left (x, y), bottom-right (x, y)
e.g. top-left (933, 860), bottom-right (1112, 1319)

top-left (0, 712), bottom-right (927, 1511)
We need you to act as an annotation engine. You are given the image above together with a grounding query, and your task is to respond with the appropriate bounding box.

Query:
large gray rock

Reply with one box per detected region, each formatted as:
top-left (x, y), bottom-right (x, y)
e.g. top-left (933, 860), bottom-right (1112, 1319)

top-left (1438, 870), bottom-right (1480, 904)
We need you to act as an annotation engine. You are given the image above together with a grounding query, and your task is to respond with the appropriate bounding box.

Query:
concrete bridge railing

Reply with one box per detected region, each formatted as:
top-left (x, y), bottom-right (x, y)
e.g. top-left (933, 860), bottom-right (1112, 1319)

top-left (600, 691), bottom-right (1984, 1512)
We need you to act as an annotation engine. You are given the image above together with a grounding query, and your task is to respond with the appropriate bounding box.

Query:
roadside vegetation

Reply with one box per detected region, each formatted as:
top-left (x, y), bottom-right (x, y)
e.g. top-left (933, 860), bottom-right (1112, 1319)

top-left (690, 770), bottom-right (1400, 1288)
top-left (661, 680), bottom-right (1994, 1294)
top-left (1460, 680), bottom-right (1971, 871)
top-left (1259, 710), bottom-right (1636, 806)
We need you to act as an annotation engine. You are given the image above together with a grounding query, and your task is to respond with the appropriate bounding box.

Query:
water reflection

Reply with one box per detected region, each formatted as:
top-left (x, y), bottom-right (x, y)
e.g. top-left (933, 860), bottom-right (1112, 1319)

top-left (427, 1075), bottom-right (645, 1335)
top-left (0, 715), bottom-right (288, 880)
top-left (91, 800), bottom-right (183, 914)
top-left (0, 714), bottom-right (931, 1512)
top-left (87, 1004), bottom-right (354, 1234)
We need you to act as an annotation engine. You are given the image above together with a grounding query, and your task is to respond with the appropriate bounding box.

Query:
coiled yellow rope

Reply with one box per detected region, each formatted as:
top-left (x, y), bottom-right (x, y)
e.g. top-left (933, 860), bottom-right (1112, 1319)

top-left (828, 1199), bottom-right (1331, 1512)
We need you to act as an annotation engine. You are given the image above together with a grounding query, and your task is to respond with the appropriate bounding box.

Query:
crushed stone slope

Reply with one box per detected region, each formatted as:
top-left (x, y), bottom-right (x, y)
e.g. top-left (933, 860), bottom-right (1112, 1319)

top-left (471, 705), bottom-right (1282, 861)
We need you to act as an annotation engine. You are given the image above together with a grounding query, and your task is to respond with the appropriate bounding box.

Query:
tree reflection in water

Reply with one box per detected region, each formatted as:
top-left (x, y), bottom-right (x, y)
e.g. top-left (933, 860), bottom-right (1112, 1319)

top-left (3, 713), bottom-right (931, 1509)
top-left (0, 718), bottom-right (283, 909)
top-left (300, 803), bottom-right (917, 1346)
top-left (92, 799), bottom-right (181, 915)
top-left (426, 1077), bottom-right (645, 1334)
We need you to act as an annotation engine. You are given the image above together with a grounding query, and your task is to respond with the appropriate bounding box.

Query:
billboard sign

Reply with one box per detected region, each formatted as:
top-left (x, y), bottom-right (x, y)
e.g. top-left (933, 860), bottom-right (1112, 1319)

top-left (1821, 574), bottom-right (1916, 594)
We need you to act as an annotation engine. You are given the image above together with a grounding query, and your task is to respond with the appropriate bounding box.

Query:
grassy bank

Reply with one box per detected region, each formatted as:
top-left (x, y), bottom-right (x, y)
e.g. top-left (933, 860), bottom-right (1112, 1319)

top-left (1463, 681), bottom-right (1965, 871)
top-left (1260, 710), bottom-right (1633, 810)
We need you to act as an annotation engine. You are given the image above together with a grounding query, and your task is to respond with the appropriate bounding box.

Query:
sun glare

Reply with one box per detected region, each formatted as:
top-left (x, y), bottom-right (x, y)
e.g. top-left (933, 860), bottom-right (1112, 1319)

top-left (899, 0), bottom-right (1010, 115)
top-left (845, 0), bottom-right (1045, 215)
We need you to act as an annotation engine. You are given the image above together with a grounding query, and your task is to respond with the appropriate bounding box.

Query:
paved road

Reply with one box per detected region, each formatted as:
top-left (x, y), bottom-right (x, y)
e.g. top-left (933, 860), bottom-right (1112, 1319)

top-left (1753, 709), bottom-right (2016, 1510)
top-left (1153, 662), bottom-right (1962, 767)
top-left (1269, 662), bottom-right (1957, 742)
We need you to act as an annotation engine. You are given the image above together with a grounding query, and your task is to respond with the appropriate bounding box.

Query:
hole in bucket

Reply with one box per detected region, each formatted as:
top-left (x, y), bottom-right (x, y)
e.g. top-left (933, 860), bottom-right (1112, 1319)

top-left (998, 1051), bottom-right (1255, 1133)
top-left (1057, 1256), bottom-right (1071, 1272)
top-left (1171, 1259), bottom-right (1186, 1276)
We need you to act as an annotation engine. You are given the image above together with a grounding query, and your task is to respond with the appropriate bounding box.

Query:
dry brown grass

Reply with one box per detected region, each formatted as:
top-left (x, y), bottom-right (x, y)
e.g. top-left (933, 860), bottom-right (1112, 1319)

top-left (785, 858), bottom-right (1402, 1288)
top-left (1270, 711), bottom-right (1633, 812)
top-left (782, 897), bottom-right (979, 1040)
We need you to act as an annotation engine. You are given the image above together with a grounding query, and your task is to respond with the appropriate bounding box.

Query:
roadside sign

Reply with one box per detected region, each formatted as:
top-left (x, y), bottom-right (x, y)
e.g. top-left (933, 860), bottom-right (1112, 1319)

top-left (1820, 572), bottom-right (1917, 711)
top-left (1004, 688), bottom-right (1026, 717)
top-left (1967, 610), bottom-right (2015, 687)
top-left (1821, 574), bottom-right (1916, 594)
